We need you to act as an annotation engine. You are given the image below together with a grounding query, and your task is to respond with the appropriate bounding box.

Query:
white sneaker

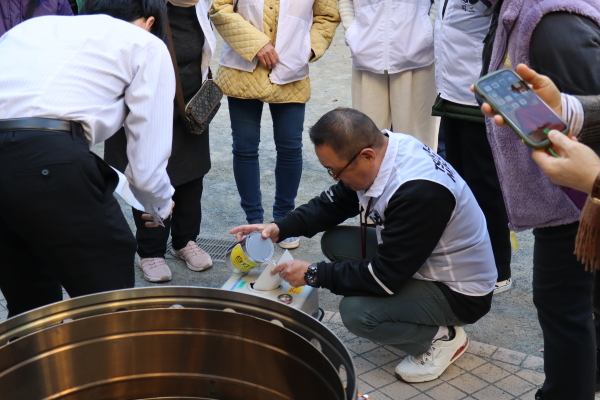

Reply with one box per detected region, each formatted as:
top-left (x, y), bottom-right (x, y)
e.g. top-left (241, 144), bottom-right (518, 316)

top-left (278, 236), bottom-right (300, 249)
top-left (494, 278), bottom-right (512, 294)
top-left (394, 326), bottom-right (469, 383)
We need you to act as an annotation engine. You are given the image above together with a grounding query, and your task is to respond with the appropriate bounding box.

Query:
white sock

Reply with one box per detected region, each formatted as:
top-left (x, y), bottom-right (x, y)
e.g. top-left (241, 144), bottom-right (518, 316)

top-left (433, 326), bottom-right (449, 340)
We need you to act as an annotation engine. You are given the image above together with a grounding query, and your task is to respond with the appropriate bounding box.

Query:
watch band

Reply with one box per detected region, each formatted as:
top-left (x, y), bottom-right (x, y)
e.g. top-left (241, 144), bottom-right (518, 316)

top-left (592, 172), bottom-right (600, 201)
top-left (304, 265), bottom-right (319, 288)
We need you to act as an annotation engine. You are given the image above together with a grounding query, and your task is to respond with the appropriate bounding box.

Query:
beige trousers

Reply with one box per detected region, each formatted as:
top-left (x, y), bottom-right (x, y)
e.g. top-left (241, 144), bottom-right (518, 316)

top-left (352, 64), bottom-right (439, 150)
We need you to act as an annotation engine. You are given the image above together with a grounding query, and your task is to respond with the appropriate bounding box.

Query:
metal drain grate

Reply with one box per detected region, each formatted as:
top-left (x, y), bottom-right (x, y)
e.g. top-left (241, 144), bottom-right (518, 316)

top-left (167, 237), bottom-right (237, 263)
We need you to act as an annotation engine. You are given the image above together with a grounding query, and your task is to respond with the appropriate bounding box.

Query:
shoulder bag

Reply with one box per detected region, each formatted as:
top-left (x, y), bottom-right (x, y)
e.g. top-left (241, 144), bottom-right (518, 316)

top-left (165, 17), bottom-right (223, 135)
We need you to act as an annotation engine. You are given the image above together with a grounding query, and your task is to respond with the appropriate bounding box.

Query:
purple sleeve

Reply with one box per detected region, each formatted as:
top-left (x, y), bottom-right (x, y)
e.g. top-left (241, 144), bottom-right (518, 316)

top-left (58, 0), bottom-right (74, 16)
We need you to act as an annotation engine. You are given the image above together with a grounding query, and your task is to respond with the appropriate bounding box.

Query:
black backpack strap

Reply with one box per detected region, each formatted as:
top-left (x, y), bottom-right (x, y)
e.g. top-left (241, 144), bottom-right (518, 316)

top-left (25, 0), bottom-right (38, 20)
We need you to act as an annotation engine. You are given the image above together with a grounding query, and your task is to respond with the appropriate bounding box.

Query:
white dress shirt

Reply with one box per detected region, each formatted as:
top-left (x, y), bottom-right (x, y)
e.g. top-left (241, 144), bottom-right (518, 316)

top-left (0, 14), bottom-right (175, 219)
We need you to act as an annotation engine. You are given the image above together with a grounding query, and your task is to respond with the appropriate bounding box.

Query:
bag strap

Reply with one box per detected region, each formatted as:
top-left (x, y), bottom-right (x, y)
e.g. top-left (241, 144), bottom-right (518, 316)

top-left (25, 0), bottom-right (38, 20)
top-left (165, 17), bottom-right (187, 119)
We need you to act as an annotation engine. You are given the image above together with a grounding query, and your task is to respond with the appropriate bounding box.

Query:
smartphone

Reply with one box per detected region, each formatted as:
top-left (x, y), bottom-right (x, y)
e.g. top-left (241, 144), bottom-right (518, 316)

top-left (474, 69), bottom-right (569, 149)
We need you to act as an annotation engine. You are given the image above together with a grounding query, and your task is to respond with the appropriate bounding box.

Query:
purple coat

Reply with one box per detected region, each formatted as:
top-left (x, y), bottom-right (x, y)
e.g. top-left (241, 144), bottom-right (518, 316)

top-left (486, 0), bottom-right (600, 231)
top-left (0, 0), bottom-right (73, 36)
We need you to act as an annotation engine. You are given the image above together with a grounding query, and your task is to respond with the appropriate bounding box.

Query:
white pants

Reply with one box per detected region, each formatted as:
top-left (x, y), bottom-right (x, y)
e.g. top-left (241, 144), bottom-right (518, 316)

top-left (352, 64), bottom-right (439, 150)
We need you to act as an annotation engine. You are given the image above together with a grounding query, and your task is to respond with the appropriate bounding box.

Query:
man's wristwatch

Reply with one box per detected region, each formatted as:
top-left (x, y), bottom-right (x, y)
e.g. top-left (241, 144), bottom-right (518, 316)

top-left (304, 264), bottom-right (319, 288)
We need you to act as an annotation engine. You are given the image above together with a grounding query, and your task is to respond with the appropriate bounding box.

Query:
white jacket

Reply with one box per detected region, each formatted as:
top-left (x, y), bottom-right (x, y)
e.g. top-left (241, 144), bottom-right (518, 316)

top-left (196, 0), bottom-right (217, 82)
top-left (340, 0), bottom-right (434, 74)
top-left (433, 0), bottom-right (491, 105)
top-left (219, 0), bottom-right (314, 85)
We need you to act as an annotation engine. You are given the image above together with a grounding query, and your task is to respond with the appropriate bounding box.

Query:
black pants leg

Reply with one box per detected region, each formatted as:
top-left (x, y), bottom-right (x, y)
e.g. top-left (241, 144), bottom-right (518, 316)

top-left (0, 130), bottom-right (136, 317)
top-left (133, 177), bottom-right (204, 257)
top-left (533, 223), bottom-right (595, 399)
top-left (442, 117), bottom-right (511, 281)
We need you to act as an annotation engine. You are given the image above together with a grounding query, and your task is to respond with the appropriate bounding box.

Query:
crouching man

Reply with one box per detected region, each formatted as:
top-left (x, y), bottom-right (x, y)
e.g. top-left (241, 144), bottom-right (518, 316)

top-left (231, 108), bottom-right (497, 383)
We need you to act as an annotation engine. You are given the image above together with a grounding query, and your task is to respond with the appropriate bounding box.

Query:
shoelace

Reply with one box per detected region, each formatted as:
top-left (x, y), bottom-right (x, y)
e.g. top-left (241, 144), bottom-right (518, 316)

top-left (182, 244), bottom-right (206, 256)
top-left (144, 259), bottom-right (164, 270)
top-left (416, 345), bottom-right (436, 365)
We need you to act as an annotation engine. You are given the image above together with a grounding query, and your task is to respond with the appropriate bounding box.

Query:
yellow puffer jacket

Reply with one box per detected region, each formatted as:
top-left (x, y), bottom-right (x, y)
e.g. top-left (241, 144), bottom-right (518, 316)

top-left (210, 0), bottom-right (340, 104)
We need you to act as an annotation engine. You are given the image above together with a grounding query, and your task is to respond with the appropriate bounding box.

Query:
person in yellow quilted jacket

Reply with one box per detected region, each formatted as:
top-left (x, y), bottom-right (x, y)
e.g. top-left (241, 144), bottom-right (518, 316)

top-left (210, 0), bottom-right (340, 249)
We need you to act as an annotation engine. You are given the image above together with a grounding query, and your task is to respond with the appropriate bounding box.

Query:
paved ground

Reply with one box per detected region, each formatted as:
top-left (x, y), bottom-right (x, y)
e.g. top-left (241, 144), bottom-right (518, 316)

top-left (0, 26), bottom-right (591, 400)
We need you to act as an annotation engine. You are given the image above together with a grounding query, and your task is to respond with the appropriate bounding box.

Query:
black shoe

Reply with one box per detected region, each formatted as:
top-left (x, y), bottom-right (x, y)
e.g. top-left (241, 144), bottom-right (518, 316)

top-left (535, 389), bottom-right (543, 400)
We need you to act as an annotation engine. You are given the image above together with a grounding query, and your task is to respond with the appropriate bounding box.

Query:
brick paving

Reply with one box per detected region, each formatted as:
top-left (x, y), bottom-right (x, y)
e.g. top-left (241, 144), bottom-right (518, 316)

top-left (321, 310), bottom-right (600, 400)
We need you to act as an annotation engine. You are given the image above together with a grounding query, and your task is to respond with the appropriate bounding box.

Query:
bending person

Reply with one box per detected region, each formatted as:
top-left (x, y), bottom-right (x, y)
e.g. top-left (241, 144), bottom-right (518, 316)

top-left (0, 0), bottom-right (175, 317)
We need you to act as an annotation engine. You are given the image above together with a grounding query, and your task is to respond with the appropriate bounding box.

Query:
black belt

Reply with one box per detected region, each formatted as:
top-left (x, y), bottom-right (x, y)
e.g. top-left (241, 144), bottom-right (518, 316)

top-left (0, 118), bottom-right (84, 136)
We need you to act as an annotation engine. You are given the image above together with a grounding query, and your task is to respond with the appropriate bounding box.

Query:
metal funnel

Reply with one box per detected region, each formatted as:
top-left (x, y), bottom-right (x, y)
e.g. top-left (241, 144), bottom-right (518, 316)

top-left (0, 287), bottom-right (356, 400)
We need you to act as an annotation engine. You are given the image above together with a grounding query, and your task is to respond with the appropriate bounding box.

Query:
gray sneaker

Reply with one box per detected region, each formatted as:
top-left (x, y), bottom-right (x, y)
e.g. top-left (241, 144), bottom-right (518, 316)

top-left (139, 257), bottom-right (172, 282)
top-left (172, 241), bottom-right (212, 272)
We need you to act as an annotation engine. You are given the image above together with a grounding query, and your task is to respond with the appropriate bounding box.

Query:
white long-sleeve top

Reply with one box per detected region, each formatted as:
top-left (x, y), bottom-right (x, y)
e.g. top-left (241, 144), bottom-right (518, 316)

top-left (338, 0), bottom-right (438, 30)
top-left (339, 0), bottom-right (437, 74)
top-left (0, 14), bottom-right (175, 219)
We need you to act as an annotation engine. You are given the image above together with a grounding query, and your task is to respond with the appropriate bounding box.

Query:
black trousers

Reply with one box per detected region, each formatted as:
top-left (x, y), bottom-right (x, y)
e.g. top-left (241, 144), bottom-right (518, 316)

top-left (133, 177), bottom-right (204, 258)
top-left (0, 130), bottom-right (136, 318)
top-left (441, 117), bottom-right (511, 281)
top-left (533, 222), bottom-right (596, 399)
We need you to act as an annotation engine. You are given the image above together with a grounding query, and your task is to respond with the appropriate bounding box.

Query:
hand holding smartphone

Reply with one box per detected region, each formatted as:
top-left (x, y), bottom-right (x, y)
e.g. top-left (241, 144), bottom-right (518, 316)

top-left (474, 69), bottom-right (569, 149)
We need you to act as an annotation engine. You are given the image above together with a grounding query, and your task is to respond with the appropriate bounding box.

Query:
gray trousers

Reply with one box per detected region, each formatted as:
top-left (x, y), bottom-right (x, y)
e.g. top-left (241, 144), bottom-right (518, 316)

top-left (322, 226), bottom-right (465, 356)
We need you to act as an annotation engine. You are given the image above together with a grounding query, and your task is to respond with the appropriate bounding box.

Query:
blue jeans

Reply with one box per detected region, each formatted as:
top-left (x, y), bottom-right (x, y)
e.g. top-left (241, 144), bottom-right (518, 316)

top-left (228, 97), bottom-right (305, 223)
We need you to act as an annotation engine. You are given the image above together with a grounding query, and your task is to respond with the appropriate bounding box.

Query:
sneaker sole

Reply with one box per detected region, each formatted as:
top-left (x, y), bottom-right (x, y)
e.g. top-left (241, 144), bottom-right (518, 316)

top-left (278, 241), bottom-right (300, 249)
top-left (142, 273), bottom-right (171, 283)
top-left (395, 336), bottom-right (470, 383)
top-left (494, 282), bottom-right (512, 294)
top-left (184, 261), bottom-right (212, 272)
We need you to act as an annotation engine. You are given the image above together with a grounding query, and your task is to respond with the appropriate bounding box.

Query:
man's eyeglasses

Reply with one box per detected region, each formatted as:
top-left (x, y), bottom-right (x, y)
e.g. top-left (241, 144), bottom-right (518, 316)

top-left (327, 144), bottom-right (373, 180)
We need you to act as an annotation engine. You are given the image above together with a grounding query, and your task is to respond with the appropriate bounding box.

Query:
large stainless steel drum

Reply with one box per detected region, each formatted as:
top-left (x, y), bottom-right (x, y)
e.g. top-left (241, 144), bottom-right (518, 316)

top-left (0, 287), bottom-right (356, 400)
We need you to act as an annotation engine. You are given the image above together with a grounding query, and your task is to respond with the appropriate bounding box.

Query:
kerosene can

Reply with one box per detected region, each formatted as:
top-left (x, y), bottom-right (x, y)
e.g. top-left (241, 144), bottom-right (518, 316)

top-left (225, 231), bottom-right (274, 275)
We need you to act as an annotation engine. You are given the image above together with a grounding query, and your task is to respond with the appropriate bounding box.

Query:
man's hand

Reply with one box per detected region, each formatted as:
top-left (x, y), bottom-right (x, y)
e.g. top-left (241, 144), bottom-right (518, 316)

top-left (472, 64), bottom-right (562, 128)
top-left (141, 201), bottom-right (174, 228)
top-left (256, 43), bottom-right (278, 69)
top-left (271, 260), bottom-right (311, 287)
top-left (532, 130), bottom-right (600, 194)
top-left (230, 222), bottom-right (280, 242)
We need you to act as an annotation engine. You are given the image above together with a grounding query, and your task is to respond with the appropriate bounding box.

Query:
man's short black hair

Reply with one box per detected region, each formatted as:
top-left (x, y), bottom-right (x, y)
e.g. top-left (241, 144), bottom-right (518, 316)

top-left (80, 0), bottom-right (167, 40)
top-left (309, 108), bottom-right (385, 160)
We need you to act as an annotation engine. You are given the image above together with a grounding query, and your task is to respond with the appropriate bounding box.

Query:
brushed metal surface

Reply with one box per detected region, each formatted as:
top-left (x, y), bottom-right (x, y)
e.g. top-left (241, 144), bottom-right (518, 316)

top-left (0, 287), bottom-right (356, 400)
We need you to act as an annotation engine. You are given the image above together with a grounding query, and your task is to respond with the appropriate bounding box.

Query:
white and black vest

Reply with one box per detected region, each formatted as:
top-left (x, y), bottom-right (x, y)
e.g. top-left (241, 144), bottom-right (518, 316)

top-left (359, 132), bottom-right (497, 296)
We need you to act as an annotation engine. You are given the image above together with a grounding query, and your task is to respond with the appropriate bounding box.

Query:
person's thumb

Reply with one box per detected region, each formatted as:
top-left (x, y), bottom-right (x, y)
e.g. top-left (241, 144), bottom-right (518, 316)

top-left (516, 64), bottom-right (541, 85)
top-left (547, 130), bottom-right (571, 148)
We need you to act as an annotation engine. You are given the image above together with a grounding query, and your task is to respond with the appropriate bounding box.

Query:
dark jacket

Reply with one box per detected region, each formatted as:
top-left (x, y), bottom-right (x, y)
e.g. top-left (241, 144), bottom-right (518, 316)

top-left (0, 0), bottom-right (73, 36)
top-left (104, 4), bottom-right (211, 187)
top-left (575, 96), bottom-right (600, 154)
